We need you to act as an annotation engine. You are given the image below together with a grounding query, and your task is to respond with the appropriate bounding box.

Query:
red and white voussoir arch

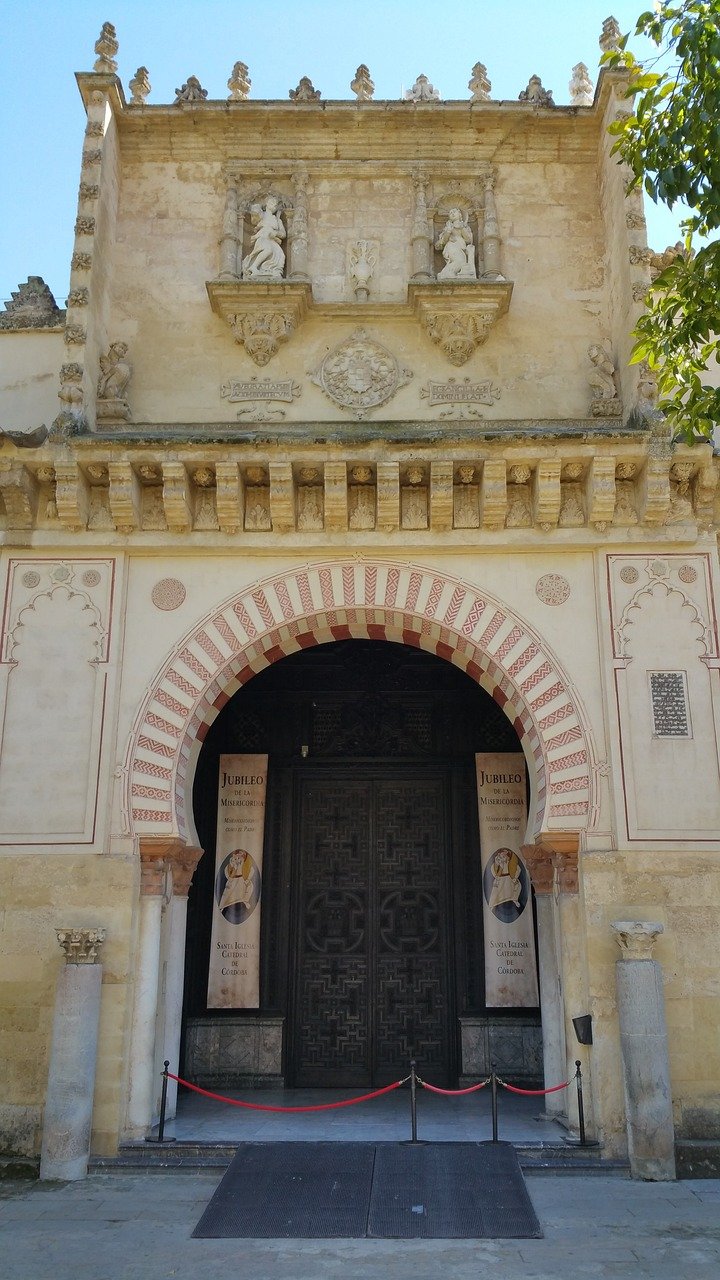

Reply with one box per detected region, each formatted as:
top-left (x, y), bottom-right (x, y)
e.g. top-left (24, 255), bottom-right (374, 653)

top-left (124, 559), bottom-right (596, 842)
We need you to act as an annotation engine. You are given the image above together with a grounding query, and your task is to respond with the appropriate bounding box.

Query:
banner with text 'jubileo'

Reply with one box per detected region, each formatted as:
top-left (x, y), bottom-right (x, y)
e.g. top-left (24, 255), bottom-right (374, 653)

top-left (207, 754), bottom-right (267, 1009)
top-left (475, 753), bottom-right (538, 1008)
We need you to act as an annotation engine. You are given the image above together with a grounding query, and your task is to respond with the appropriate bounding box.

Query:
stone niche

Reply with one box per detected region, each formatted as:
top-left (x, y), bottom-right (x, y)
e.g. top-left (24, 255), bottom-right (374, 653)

top-left (184, 1015), bottom-right (284, 1088)
top-left (459, 1015), bottom-right (543, 1086)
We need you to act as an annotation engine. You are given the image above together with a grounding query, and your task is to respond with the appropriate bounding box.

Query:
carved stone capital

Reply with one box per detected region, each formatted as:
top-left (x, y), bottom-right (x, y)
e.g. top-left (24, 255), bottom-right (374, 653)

top-left (552, 848), bottom-right (578, 894)
top-left (138, 838), bottom-right (171, 895)
top-left (139, 836), bottom-right (204, 897)
top-left (611, 920), bottom-right (664, 961)
top-left (520, 842), bottom-right (555, 895)
top-left (56, 927), bottom-right (106, 964)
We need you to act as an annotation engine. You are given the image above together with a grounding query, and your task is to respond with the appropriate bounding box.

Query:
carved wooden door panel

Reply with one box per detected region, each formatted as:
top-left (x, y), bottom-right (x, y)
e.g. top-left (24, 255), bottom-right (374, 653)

top-left (292, 778), bottom-right (372, 1086)
top-left (374, 777), bottom-right (450, 1085)
top-left (291, 772), bottom-right (452, 1087)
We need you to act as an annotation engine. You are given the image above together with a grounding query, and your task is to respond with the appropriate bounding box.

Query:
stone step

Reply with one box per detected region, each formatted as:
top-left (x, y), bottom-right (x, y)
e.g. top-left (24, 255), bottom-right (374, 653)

top-left (88, 1139), bottom-right (629, 1177)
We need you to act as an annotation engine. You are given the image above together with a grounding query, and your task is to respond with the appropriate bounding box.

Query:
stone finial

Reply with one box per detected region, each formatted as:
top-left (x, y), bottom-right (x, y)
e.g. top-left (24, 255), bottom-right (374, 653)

top-left (128, 66), bottom-right (151, 105)
top-left (599, 15), bottom-right (622, 54)
top-left (351, 64), bottom-right (374, 101)
top-left (0, 277), bottom-right (64, 330)
top-left (56, 927), bottom-right (106, 964)
top-left (648, 240), bottom-right (687, 281)
top-left (174, 76), bottom-right (208, 104)
top-left (93, 21), bottom-right (118, 74)
top-left (228, 61), bottom-right (251, 100)
top-left (611, 920), bottom-right (664, 960)
top-left (97, 340), bottom-right (132, 422)
top-left (289, 76), bottom-right (321, 102)
top-left (405, 74), bottom-right (440, 102)
top-left (519, 75), bottom-right (554, 106)
top-left (569, 62), bottom-right (594, 106)
top-left (468, 62), bottom-right (491, 102)
top-left (349, 240), bottom-right (377, 301)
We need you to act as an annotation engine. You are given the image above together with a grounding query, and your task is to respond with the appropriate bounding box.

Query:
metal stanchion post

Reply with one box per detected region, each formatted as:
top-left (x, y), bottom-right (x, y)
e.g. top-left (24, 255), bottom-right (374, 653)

top-left (145, 1060), bottom-right (175, 1144)
top-left (410, 1058), bottom-right (418, 1144)
top-left (491, 1065), bottom-right (499, 1143)
top-left (575, 1060), bottom-right (587, 1147)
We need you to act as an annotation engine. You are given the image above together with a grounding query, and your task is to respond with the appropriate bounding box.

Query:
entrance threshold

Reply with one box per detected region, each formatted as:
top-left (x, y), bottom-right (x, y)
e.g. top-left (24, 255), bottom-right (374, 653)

top-left (165, 1086), bottom-right (567, 1146)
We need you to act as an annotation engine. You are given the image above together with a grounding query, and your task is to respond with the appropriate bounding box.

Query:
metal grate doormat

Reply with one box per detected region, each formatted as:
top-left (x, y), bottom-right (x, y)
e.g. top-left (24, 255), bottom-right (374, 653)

top-left (368, 1142), bottom-right (542, 1239)
top-left (192, 1142), bottom-right (375, 1238)
top-left (192, 1141), bottom-right (542, 1239)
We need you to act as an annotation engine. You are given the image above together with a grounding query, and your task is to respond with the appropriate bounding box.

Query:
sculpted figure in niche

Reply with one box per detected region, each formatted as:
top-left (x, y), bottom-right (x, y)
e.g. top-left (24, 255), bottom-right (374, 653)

top-left (435, 208), bottom-right (476, 280)
top-left (97, 341), bottom-right (132, 402)
top-left (242, 197), bottom-right (286, 279)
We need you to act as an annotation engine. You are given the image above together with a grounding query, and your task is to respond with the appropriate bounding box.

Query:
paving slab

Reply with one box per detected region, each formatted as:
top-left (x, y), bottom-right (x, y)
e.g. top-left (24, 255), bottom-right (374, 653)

top-left (1, 1171), bottom-right (720, 1280)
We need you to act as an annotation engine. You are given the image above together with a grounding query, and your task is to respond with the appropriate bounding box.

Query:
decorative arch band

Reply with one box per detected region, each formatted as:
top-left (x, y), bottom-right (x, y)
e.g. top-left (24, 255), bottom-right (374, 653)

top-left (124, 560), bottom-right (596, 840)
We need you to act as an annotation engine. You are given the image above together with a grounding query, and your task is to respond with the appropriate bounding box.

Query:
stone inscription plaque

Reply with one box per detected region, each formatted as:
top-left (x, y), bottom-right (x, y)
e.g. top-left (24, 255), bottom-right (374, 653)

top-left (649, 671), bottom-right (690, 738)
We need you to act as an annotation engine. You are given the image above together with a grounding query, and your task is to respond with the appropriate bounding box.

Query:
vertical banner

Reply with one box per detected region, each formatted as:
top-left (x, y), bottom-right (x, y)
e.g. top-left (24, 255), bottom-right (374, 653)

top-left (475, 753), bottom-right (539, 1007)
top-left (207, 754), bottom-right (267, 1009)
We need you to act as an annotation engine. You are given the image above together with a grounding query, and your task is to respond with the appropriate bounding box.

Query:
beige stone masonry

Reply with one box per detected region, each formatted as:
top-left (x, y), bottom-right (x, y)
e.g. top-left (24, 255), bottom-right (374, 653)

top-left (1, 439), bottom-right (715, 539)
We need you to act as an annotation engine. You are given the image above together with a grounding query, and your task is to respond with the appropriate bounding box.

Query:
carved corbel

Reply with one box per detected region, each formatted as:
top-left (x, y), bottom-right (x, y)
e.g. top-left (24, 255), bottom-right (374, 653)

top-left (206, 281), bottom-right (311, 366)
top-left (269, 462), bottom-right (295, 532)
top-left (108, 461), bottom-right (141, 532)
top-left (324, 462), bottom-right (348, 531)
top-left (639, 438), bottom-right (671, 525)
top-left (586, 455), bottom-right (616, 530)
top-left (161, 462), bottom-right (192, 532)
top-left (430, 461), bottom-right (454, 531)
top-left (480, 459), bottom-right (507, 529)
top-left (54, 461), bottom-right (90, 531)
top-left (423, 308), bottom-right (495, 365)
top-left (520, 842), bottom-right (555, 895)
top-left (533, 460), bottom-right (562, 530)
top-left (0, 461), bottom-right (39, 529)
top-left (215, 461), bottom-right (242, 534)
top-left (376, 462), bottom-right (400, 532)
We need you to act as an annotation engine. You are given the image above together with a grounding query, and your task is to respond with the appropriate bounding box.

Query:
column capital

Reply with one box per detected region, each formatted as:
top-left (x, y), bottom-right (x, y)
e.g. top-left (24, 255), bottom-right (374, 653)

top-left (520, 842), bottom-right (555, 894)
top-left (168, 843), bottom-right (204, 897)
top-left (611, 919), bottom-right (664, 960)
top-left (552, 849), bottom-right (579, 895)
top-left (138, 836), bottom-right (204, 897)
top-left (56, 927), bottom-right (106, 964)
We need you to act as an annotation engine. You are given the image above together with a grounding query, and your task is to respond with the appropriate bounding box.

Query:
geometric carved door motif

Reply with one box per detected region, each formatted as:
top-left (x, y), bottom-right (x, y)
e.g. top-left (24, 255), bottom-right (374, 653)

top-left (292, 772), bottom-right (452, 1087)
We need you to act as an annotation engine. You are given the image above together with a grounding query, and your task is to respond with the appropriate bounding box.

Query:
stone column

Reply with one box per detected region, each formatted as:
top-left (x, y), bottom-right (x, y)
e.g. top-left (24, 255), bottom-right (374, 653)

top-left (410, 172), bottom-right (434, 281)
top-left (611, 920), bottom-right (676, 1180)
top-left (522, 843), bottom-right (567, 1115)
top-left (288, 169), bottom-right (310, 281)
top-left (159, 841), bottom-right (204, 1119)
top-left (126, 840), bottom-right (169, 1136)
top-left (218, 179), bottom-right (241, 280)
top-left (481, 169), bottom-right (501, 278)
top-left (40, 928), bottom-right (106, 1181)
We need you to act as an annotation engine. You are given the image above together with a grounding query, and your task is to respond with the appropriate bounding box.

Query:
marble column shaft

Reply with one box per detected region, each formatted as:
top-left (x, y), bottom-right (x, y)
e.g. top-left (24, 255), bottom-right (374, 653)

top-left (612, 920), bottom-right (676, 1181)
top-left (40, 928), bottom-right (105, 1181)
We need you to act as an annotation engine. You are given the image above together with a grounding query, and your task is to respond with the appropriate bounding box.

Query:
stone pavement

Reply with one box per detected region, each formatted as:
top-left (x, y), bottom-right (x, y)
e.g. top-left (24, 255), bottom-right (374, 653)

top-left (1, 1170), bottom-right (720, 1280)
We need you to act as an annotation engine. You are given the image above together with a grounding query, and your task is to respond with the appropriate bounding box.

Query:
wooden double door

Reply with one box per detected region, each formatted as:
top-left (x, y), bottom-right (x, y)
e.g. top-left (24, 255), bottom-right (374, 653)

top-left (290, 769), bottom-right (454, 1087)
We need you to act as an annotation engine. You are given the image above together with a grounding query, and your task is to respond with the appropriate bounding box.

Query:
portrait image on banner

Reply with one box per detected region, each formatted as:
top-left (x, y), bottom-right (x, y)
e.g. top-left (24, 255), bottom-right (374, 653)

top-left (475, 752), bottom-right (539, 1008)
top-left (207, 754), bottom-right (267, 1009)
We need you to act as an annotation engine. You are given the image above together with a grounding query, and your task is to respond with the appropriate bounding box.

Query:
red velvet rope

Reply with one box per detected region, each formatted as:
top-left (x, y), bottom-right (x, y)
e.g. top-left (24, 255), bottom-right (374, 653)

top-left (166, 1072), bottom-right (408, 1112)
top-left (419, 1079), bottom-right (490, 1096)
top-left (498, 1079), bottom-right (569, 1096)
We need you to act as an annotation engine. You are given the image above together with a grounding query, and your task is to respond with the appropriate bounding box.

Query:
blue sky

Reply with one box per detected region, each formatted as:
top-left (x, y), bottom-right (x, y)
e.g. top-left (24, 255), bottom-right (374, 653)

top-left (2, 1), bottom-right (687, 304)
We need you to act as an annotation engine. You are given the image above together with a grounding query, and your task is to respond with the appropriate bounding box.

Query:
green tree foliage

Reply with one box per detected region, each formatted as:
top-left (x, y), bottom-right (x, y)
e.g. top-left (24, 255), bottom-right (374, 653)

top-left (605, 1), bottom-right (720, 442)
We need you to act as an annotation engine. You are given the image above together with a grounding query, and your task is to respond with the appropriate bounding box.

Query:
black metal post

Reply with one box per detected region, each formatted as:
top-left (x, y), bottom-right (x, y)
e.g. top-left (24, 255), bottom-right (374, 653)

top-left (145, 1059), bottom-right (175, 1143)
top-left (491, 1065), bottom-right (499, 1143)
top-left (410, 1058), bottom-right (418, 1144)
top-left (575, 1059), bottom-right (587, 1147)
top-left (158, 1060), bottom-right (170, 1143)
